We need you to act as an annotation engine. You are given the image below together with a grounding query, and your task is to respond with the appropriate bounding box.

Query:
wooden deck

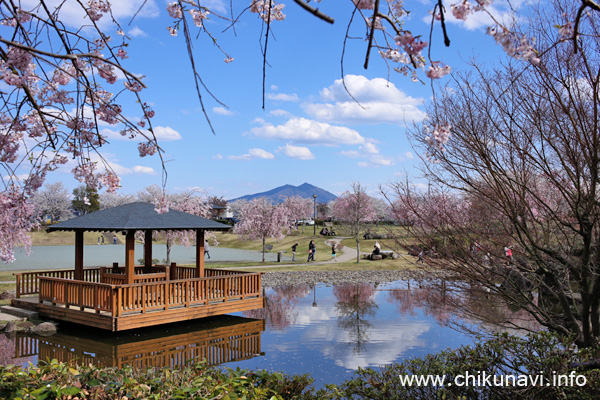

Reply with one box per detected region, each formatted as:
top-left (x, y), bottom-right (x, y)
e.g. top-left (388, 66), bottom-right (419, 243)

top-left (13, 316), bottom-right (264, 368)
top-left (12, 267), bottom-right (264, 331)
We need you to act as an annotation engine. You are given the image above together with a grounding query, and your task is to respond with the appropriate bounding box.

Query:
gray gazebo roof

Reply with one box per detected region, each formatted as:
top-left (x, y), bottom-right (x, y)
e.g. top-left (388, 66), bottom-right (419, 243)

top-left (47, 202), bottom-right (231, 232)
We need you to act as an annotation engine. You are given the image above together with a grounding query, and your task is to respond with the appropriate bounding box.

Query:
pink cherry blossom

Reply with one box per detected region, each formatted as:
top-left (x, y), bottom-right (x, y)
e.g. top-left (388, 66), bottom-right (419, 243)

top-left (117, 49), bottom-right (128, 60)
top-left (124, 81), bottom-right (143, 92)
top-left (353, 0), bottom-right (374, 10)
top-left (87, 0), bottom-right (110, 21)
top-left (189, 9), bottom-right (209, 27)
top-left (138, 142), bottom-right (157, 157)
top-left (250, 0), bottom-right (286, 22)
top-left (167, 2), bottom-right (183, 19)
top-left (451, 0), bottom-right (472, 21)
top-left (425, 62), bottom-right (451, 79)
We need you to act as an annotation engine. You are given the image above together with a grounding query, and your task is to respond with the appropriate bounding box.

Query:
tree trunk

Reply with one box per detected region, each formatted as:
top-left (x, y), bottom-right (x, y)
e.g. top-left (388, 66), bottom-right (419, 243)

top-left (166, 236), bottom-right (172, 266)
top-left (262, 237), bottom-right (266, 263)
top-left (355, 234), bottom-right (361, 263)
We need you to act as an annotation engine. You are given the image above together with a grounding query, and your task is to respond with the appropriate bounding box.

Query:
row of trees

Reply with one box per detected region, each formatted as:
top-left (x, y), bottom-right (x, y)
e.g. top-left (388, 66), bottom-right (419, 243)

top-left (377, 0), bottom-right (600, 348)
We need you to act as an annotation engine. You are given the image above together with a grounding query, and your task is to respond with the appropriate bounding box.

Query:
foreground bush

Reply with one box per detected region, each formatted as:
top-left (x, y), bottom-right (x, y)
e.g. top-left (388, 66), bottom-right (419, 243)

top-left (0, 360), bottom-right (315, 400)
top-left (335, 332), bottom-right (600, 400)
top-left (1, 332), bottom-right (599, 399)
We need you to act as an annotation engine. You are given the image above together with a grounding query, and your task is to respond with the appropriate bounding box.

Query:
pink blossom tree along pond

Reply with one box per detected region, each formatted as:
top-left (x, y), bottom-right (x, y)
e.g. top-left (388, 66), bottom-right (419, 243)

top-left (332, 182), bottom-right (376, 263)
top-left (233, 197), bottom-right (291, 263)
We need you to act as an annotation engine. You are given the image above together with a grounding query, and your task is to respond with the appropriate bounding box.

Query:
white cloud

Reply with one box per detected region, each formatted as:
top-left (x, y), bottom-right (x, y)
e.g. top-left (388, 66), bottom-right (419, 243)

top-left (269, 109), bottom-right (292, 117)
top-left (228, 148), bottom-right (275, 161)
top-left (431, 1), bottom-right (524, 31)
top-left (22, 0), bottom-right (159, 30)
top-left (267, 93), bottom-right (300, 102)
top-left (152, 126), bottom-right (182, 141)
top-left (404, 151), bottom-right (414, 160)
top-left (356, 155), bottom-right (395, 168)
top-left (212, 154), bottom-right (223, 160)
top-left (360, 142), bottom-right (379, 154)
top-left (128, 26), bottom-right (147, 37)
top-left (131, 166), bottom-right (156, 174)
top-left (339, 150), bottom-right (360, 158)
top-left (370, 155), bottom-right (395, 166)
top-left (277, 144), bottom-right (315, 160)
top-left (249, 117), bottom-right (365, 146)
top-left (213, 106), bottom-right (234, 116)
top-left (3, 173), bottom-right (29, 181)
top-left (303, 75), bottom-right (426, 125)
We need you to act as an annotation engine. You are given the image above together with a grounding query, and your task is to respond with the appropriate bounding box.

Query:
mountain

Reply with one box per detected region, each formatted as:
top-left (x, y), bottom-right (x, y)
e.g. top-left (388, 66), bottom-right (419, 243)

top-left (229, 183), bottom-right (337, 204)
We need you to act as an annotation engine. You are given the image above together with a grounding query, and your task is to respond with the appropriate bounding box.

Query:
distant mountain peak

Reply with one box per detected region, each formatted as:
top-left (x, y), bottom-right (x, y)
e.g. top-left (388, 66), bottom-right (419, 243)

top-left (230, 183), bottom-right (337, 204)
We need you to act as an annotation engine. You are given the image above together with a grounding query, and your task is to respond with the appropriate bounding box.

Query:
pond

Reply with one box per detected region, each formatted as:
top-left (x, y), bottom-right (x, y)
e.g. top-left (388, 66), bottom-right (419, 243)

top-left (0, 281), bottom-right (530, 387)
top-left (7, 244), bottom-right (290, 270)
top-left (2, 280), bottom-right (532, 388)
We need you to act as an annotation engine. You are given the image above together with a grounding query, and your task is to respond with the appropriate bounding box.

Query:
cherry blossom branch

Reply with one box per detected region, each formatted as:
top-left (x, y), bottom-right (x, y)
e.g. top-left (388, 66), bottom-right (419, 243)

top-left (0, 38), bottom-right (147, 87)
top-left (436, 0), bottom-right (451, 47)
top-left (363, 0), bottom-right (380, 69)
top-left (262, 0), bottom-right (273, 110)
top-left (292, 0), bottom-right (334, 24)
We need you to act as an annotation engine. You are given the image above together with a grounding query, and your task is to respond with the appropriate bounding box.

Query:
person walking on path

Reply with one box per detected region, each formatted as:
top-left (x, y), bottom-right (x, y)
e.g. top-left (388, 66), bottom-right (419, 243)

top-left (307, 240), bottom-right (316, 262)
top-left (417, 250), bottom-right (424, 264)
top-left (330, 244), bottom-right (337, 262)
top-left (291, 243), bottom-right (298, 261)
top-left (204, 240), bottom-right (211, 259)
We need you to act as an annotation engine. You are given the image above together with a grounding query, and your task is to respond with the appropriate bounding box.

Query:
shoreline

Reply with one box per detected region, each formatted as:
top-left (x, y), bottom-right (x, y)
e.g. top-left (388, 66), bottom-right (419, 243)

top-left (260, 269), bottom-right (445, 288)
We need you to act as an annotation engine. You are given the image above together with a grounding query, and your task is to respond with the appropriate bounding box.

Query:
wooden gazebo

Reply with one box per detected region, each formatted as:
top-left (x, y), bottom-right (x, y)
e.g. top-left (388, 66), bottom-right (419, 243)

top-left (12, 202), bottom-right (264, 331)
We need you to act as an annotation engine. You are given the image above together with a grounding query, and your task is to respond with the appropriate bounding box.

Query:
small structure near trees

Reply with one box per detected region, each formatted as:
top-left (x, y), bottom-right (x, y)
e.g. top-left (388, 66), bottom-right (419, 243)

top-left (12, 202), bottom-right (263, 331)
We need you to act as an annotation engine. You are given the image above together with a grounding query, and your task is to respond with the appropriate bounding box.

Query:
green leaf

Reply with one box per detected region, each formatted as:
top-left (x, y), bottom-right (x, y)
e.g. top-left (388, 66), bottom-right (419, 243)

top-left (60, 386), bottom-right (81, 396)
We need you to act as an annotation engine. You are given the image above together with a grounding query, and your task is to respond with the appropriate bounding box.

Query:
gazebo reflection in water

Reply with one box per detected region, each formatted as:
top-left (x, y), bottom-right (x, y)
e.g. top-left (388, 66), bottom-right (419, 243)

top-left (11, 203), bottom-right (264, 332)
top-left (13, 315), bottom-right (265, 369)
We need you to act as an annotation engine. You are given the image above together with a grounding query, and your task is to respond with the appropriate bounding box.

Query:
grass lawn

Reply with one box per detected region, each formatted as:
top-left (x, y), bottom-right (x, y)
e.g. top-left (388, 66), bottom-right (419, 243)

top-left (29, 230), bottom-right (127, 246)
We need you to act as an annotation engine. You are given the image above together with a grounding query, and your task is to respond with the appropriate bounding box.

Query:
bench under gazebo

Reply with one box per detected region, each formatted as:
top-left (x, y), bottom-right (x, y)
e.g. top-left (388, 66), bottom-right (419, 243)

top-left (11, 202), bottom-right (263, 331)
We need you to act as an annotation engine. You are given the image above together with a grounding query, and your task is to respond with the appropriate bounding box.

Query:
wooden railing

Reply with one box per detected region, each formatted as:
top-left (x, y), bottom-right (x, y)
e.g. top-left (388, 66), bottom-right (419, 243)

top-left (39, 277), bottom-right (114, 313)
top-left (15, 265), bottom-right (170, 298)
top-left (15, 268), bottom-right (102, 298)
top-left (38, 271), bottom-right (262, 317)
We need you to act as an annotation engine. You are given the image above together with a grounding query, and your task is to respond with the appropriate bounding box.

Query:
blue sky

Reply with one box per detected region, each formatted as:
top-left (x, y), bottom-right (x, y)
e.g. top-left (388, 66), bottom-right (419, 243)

top-left (37, 0), bottom-right (514, 199)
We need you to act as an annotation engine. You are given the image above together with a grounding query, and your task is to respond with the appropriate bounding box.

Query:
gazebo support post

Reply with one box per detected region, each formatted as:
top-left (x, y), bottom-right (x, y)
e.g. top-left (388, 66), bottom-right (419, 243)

top-left (144, 229), bottom-right (153, 272)
top-left (75, 230), bottom-right (84, 281)
top-left (196, 229), bottom-right (205, 278)
top-left (126, 230), bottom-right (135, 284)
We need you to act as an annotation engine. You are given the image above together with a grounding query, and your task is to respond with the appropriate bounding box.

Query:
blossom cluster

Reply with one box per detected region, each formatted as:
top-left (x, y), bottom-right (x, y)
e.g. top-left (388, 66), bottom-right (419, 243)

top-left (425, 123), bottom-right (452, 162)
top-left (487, 26), bottom-right (540, 64)
top-left (425, 62), bottom-right (451, 79)
top-left (250, 0), bottom-right (286, 22)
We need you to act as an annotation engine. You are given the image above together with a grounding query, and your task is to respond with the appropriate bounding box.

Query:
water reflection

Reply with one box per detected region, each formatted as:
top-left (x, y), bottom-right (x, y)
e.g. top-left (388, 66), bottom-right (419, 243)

top-left (12, 315), bottom-right (264, 369)
top-left (385, 279), bottom-right (541, 334)
top-left (245, 285), bottom-right (311, 330)
top-left (334, 284), bottom-right (378, 352)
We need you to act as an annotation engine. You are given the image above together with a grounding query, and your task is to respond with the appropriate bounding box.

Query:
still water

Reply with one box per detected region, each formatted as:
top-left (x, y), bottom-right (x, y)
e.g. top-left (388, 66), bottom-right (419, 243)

top-left (7, 244), bottom-right (289, 270)
top-left (1, 280), bottom-right (505, 388)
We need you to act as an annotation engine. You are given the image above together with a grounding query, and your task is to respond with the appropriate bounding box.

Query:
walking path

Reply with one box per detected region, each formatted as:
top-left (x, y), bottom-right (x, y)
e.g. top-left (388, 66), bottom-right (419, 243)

top-left (239, 236), bottom-right (363, 269)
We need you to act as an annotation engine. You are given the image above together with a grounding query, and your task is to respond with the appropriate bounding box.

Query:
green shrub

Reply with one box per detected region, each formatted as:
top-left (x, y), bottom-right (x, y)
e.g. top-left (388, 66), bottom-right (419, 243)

top-left (0, 359), bottom-right (316, 400)
top-left (335, 332), bottom-right (600, 400)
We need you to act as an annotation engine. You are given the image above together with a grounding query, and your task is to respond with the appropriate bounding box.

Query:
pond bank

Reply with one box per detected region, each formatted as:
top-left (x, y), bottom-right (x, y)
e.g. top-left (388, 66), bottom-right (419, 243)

top-left (261, 269), bottom-right (448, 287)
